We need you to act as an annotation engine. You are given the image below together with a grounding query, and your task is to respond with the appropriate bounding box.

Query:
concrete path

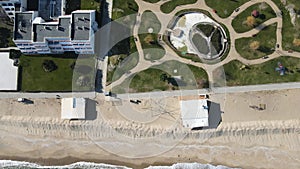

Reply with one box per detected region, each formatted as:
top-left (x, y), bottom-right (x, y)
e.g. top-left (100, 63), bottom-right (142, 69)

top-left (116, 81), bottom-right (300, 99)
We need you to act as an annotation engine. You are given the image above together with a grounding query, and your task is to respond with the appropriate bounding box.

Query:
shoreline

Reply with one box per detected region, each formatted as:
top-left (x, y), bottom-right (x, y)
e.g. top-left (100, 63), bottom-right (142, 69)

top-left (1, 120), bottom-right (300, 169)
top-left (1, 89), bottom-right (300, 169)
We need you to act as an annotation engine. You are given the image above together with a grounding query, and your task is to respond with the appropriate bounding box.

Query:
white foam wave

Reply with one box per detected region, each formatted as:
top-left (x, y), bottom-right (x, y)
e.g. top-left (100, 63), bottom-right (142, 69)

top-left (0, 160), bottom-right (131, 169)
top-left (0, 160), bottom-right (239, 169)
top-left (146, 162), bottom-right (240, 169)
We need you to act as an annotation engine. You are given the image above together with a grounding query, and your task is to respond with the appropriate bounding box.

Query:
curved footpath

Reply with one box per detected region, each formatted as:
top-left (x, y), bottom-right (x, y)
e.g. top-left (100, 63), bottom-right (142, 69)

top-left (107, 0), bottom-right (300, 91)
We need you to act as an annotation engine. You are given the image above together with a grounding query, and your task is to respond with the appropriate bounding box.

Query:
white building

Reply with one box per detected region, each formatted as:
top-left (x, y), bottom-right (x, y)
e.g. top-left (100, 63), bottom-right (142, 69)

top-left (180, 96), bottom-right (209, 128)
top-left (13, 0), bottom-right (98, 54)
top-left (0, 52), bottom-right (18, 90)
top-left (61, 98), bottom-right (86, 120)
top-left (0, 0), bottom-right (21, 20)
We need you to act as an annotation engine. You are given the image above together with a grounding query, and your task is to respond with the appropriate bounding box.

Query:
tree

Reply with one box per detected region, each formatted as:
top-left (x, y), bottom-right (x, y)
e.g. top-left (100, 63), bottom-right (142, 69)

top-left (160, 73), bottom-right (168, 82)
top-left (293, 38), bottom-right (300, 46)
top-left (246, 16), bottom-right (256, 27)
top-left (249, 41), bottom-right (260, 50)
top-left (42, 60), bottom-right (57, 72)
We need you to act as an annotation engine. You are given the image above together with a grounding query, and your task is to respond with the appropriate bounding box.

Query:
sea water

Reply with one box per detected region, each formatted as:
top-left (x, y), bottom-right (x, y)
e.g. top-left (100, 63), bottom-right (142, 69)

top-left (0, 160), bottom-right (239, 169)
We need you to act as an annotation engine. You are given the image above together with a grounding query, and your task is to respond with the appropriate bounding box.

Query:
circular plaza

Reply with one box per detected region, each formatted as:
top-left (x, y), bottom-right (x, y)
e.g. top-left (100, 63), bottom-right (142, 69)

top-left (169, 12), bottom-right (228, 60)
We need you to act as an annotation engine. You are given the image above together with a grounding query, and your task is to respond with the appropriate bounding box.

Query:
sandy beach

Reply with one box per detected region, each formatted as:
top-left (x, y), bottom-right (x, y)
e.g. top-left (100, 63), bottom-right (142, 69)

top-left (0, 89), bottom-right (300, 168)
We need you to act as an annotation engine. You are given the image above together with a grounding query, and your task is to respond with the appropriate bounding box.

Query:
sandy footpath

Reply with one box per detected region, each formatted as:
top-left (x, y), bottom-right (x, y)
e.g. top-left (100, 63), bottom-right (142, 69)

top-left (0, 89), bottom-right (300, 169)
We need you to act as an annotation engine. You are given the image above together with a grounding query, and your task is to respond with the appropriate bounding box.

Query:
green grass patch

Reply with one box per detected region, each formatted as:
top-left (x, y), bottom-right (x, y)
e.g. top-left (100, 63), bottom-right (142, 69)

top-left (220, 56), bottom-right (300, 86)
top-left (205, 0), bottom-right (249, 18)
top-left (20, 53), bottom-right (95, 92)
top-left (232, 2), bottom-right (276, 33)
top-left (112, 60), bottom-right (208, 93)
top-left (80, 0), bottom-right (101, 11)
top-left (235, 23), bottom-right (277, 60)
top-left (112, 0), bottom-right (138, 20)
top-left (106, 52), bottom-right (139, 85)
top-left (160, 0), bottom-right (197, 14)
top-left (138, 11), bottom-right (165, 61)
top-left (129, 68), bottom-right (175, 93)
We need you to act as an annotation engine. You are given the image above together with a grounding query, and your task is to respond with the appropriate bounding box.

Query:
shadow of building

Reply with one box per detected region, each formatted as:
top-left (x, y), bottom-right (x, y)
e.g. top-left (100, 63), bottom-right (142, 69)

top-left (85, 98), bottom-right (97, 120)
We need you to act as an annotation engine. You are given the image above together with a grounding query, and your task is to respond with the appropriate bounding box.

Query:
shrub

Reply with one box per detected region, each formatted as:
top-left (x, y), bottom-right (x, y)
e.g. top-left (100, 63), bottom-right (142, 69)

top-left (42, 60), bottom-right (57, 72)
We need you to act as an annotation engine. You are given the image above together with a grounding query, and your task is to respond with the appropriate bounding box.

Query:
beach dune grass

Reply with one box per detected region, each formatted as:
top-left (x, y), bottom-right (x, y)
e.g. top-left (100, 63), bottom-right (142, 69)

top-left (160, 0), bottom-right (197, 14)
top-left (231, 3), bottom-right (276, 33)
top-left (205, 0), bottom-right (249, 18)
top-left (235, 23), bottom-right (277, 60)
top-left (218, 56), bottom-right (300, 86)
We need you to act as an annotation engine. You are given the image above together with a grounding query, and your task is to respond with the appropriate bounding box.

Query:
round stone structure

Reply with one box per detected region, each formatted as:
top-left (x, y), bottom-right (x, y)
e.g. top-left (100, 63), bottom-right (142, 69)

top-left (169, 12), bottom-right (228, 60)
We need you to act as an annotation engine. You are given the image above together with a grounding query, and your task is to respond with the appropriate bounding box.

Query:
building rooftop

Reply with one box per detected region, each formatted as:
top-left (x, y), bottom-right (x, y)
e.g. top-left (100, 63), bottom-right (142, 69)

top-left (14, 12), bottom-right (33, 41)
top-left (180, 97), bottom-right (209, 128)
top-left (0, 52), bottom-right (18, 91)
top-left (72, 12), bottom-right (91, 41)
top-left (61, 98), bottom-right (86, 120)
top-left (34, 17), bottom-right (71, 42)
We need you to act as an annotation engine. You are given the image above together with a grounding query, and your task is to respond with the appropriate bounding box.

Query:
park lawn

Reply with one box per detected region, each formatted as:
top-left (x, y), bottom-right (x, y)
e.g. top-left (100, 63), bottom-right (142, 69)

top-left (112, 0), bottom-right (138, 20)
top-left (20, 54), bottom-right (95, 92)
top-left (107, 0), bottom-right (139, 84)
top-left (129, 68), bottom-right (174, 93)
top-left (205, 0), bottom-right (249, 18)
top-left (235, 23), bottom-right (277, 60)
top-left (138, 11), bottom-right (165, 61)
top-left (139, 10), bottom-right (161, 34)
top-left (106, 52), bottom-right (139, 85)
top-left (220, 56), bottom-right (300, 86)
top-left (80, 0), bottom-right (100, 11)
top-left (112, 60), bottom-right (208, 93)
top-left (160, 0), bottom-right (197, 14)
top-left (232, 2), bottom-right (276, 33)
top-left (272, 0), bottom-right (300, 52)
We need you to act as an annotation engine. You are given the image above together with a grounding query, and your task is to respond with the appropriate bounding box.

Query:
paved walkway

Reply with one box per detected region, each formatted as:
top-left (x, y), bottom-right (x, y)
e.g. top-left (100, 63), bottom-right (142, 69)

top-left (106, 0), bottom-right (300, 93)
top-left (116, 81), bottom-right (300, 99)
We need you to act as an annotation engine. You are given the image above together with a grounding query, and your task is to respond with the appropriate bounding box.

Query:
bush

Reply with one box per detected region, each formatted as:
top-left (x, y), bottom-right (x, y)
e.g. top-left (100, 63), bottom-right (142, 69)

top-left (42, 60), bottom-right (57, 72)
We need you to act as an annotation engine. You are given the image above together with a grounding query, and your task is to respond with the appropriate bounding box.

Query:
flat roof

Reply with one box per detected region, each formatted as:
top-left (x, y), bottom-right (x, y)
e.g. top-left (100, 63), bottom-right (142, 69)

top-left (72, 12), bottom-right (91, 40)
top-left (34, 17), bottom-right (71, 42)
top-left (180, 98), bottom-right (209, 128)
top-left (14, 12), bottom-right (33, 41)
top-left (61, 98), bottom-right (86, 119)
top-left (0, 52), bottom-right (18, 90)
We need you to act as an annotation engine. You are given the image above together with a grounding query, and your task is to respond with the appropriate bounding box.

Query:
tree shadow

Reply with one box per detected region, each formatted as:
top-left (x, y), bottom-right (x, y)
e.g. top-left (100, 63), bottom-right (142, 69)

top-left (259, 14), bottom-right (266, 20)
top-left (65, 0), bottom-right (81, 14)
